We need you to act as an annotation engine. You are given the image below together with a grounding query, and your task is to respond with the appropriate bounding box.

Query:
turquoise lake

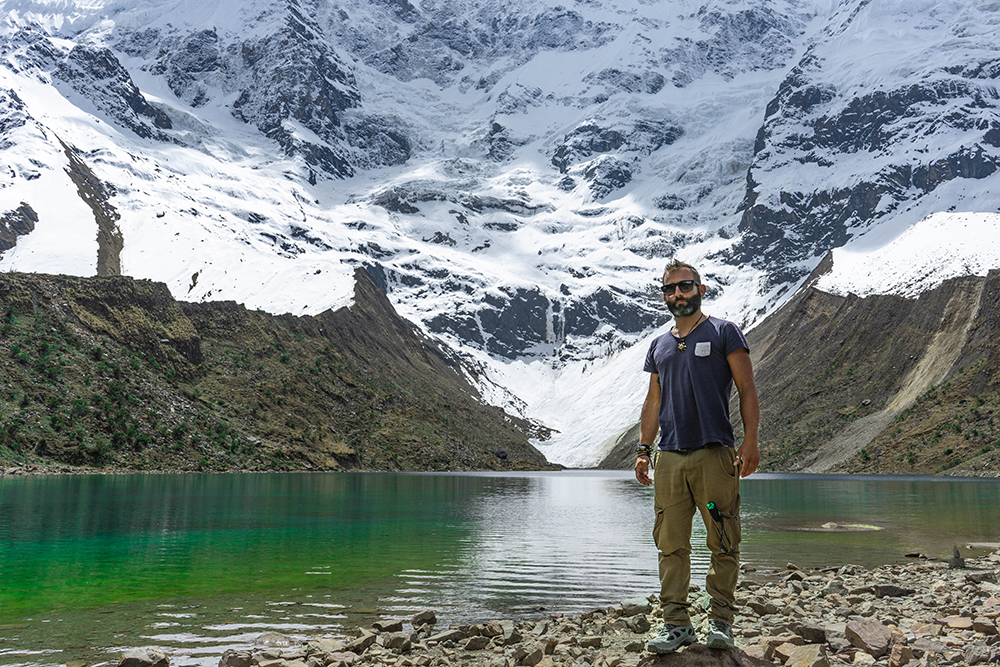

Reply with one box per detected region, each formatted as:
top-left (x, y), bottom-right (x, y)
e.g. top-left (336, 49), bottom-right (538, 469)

top-left (2, 471), bottom-right (999, 667)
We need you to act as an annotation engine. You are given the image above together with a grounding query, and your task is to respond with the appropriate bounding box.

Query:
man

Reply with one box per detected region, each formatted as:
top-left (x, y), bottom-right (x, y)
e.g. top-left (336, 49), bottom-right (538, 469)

top-left (635, 259), bottom-right (760, 653)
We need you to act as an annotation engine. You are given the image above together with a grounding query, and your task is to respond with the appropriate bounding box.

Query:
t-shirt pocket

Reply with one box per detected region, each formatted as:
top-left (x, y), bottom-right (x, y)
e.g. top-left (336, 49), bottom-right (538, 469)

top-left (695, 341), bottom-right (711, 357)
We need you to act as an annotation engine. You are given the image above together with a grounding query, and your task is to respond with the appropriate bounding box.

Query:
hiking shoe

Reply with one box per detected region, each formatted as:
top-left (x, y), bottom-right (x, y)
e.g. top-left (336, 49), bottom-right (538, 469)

top-left (646, 624), bottom-right (695, 654)
top-left (705, 620), bottom-right (735, 649)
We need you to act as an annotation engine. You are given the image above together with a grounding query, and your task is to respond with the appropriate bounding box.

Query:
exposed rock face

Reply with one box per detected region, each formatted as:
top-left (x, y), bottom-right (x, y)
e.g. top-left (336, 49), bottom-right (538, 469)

top-left (3, 27), bottom-right (172, 141)
top-left (59, 140), bottom-right (122, 276)
top-left (728, 3), bottom-right (1000, 288)
top-left (0, 202), bottom-right (37, 254)
top-left (427, 283), bottom-right (667, 361)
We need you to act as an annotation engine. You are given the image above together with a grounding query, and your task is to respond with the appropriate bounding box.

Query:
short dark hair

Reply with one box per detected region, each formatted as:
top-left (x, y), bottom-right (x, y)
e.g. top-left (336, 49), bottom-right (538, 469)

top-left (662, 260), bottom-right (701, 284)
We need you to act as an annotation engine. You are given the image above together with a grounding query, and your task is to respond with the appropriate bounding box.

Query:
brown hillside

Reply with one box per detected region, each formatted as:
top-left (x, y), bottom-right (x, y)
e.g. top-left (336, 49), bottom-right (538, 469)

top-left (0, 268), bottom-right (550, 472)
top-left (600, 264), bottom-right (1000, 476)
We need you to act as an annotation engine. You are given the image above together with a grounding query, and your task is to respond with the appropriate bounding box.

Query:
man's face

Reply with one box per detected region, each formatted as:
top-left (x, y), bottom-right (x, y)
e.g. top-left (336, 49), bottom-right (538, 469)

top-left (663, 269), bottom-right (703, 317)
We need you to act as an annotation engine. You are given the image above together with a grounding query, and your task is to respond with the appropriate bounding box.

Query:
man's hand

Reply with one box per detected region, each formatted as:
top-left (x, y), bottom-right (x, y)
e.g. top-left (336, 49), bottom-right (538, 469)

top-left (736, 437), bottom-right (760, 478)
top-left (635, 456), bottom-right (652, 486)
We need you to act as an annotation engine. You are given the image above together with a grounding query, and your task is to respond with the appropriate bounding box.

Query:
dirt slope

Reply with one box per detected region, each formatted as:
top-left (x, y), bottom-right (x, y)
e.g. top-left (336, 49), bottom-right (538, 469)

top-left (600, 263), bottom-right (1000, 476)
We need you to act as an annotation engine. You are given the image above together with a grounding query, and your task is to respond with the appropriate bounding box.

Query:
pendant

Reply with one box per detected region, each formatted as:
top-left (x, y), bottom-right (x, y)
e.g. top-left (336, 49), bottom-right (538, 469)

top-left (678, 341), bottom-right (687, 351)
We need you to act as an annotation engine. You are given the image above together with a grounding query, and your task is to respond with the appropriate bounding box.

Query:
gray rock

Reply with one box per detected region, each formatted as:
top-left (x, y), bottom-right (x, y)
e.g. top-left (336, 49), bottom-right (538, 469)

top-left (482, 621), bottom-right (504, 637)
top-left (620, 598), bottom-right (652, 616)
top-left (372, 620), bottom-right (404, 633)
top-left (625, 615), bottom-right (650, 634)
top-left (634, 645), bottom-right (757, 666)
top-left (463, 636), bottom-right (491, 651)
top-left (119, 648), bottom-right (169, 667)
top-left (382, 633), bottom-right (411, 651)
top-left (824, 623), bottom-right (850, 652)
top-left (305, 639), bottom-right (347, 655)
top-left (345, 631), bottom-right (377, 653)
top-left (847, 618), bottom-right (893, 658)
top-left (783, 644), bottom-right (829, 667)
top-left (218, 650), bottom-right (252, 667)
top-left (256, 632), bottom-right (294, 647)
top-left (426, 629), bottom-right (467, 643)
top-left (965, 644), bottom-right (991, 666)
top-left (792, 620), bottom-right (827, 644)
top-left (522, 647), bottom-right (544, 667)
top-left (820, 580), bottom-right (847, 597)
top-left (875, 584), bottom-right (915, 598)
top-left (411, 610), bottom-right (437, 627)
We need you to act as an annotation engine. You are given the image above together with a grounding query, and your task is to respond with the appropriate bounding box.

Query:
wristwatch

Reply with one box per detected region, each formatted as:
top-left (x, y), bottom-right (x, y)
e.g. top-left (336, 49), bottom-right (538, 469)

top-left (636, 443), bottom-right (653, 459)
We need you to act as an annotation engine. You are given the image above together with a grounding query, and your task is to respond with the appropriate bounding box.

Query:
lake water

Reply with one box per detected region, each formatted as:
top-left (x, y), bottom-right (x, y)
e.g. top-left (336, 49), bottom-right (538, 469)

top-left (2, 471), bottom-right (999, 667)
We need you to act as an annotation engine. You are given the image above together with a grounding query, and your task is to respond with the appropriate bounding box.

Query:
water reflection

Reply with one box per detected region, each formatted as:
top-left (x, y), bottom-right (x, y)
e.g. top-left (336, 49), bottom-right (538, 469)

top-left (381, 472), bottom-right (668, 621)
top-left (2, 472), bottom-right (1000, 667)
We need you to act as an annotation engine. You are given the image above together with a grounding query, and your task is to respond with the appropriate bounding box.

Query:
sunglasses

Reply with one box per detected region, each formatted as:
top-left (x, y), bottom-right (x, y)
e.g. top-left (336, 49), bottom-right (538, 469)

top-left (661, 280), bottom-right (698, 295)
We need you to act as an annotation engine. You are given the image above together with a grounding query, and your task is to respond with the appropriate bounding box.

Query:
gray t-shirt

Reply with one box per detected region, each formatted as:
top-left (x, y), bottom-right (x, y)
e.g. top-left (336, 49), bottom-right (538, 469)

top-left (642, 315), bottom-right (749, 451)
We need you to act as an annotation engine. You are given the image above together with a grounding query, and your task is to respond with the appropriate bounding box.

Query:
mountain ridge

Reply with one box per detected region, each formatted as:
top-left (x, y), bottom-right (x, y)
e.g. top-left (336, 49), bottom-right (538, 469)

top-left (2, 0), bottom-right (1000, 465)
top-left (0, 267), bottom-right (551, 472)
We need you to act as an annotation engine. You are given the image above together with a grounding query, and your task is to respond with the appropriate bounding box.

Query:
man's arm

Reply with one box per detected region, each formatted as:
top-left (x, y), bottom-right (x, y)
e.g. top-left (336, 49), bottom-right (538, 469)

top-left (727, 348), bottom-right (760, 478)
top-left (635, 373), bottom-right (660, 486)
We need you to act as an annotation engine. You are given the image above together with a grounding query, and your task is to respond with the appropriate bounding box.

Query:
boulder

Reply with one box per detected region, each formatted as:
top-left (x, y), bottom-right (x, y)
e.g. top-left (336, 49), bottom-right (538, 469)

top-left (482, 621), bottom-right (505, 637)
top-left (218, 650), bottom-right (252, 667)
top-left (323, 652), bottom-right (358, 666)
top-left (636, 645), bottom-right (771, 666)
top-left (888, 643), bottom-right (914, 667)
top-left (820, 580), bottom-right (847, 597)
top-left (965, 644), bottom-right (991, 665)
top-left (119, 648), bottom-right (169, 667)
top-left (306, 639), bottom-right (347, 655)
top-left (846, 618), bottom-right (892, 658)
top-left (411, 610), bottom-right (437, 627)
top-left (792, 620), bottom-right (827, 644)
top-left (522, 646), bottom-right (544, 667)
top-left (626, 615), bottom-right (651, 634)
top-left (621, 598), bottom-right (653, 616)
top-left (942, 616), bottom-right (973, 630)
top-left (426, 629), bottom-right (467, 643)
top-left (382, 633), bottom-right (411, 651)
top-left (875, 585), bottom-right (915, 598)
top-left (463, 636), bottom-right (491, 651)
top-left (345, 631), bottom-right (377, 653)
top-left (783, 644), bottom-right (829, 667)
top-left (372, 620), bottom-right (404, 633)
top-left (256, 632), bottom-right (294, 647)
top-left (972, 617), bottom-right (997, 635)
top-left (824, 623), bottom-right (850, 652)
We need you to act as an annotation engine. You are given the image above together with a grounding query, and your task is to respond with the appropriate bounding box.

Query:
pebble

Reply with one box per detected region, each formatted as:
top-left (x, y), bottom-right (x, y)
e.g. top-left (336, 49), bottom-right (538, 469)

top-left (115, 553), bottom-right (1000, 667)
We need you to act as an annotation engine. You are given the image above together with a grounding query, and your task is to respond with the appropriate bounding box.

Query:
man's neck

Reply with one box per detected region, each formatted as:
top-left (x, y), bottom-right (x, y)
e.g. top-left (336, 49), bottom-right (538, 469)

top-left (674, 310), bottom-right (705, 332)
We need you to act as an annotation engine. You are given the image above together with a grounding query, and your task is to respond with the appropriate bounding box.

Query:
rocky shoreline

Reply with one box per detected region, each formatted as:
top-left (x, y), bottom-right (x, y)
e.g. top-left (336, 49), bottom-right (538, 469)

top-left (115, 550), bottom-right (1000, 667)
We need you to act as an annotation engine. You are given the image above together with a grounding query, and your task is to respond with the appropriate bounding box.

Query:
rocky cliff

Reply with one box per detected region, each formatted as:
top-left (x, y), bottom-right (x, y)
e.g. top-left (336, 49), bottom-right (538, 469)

top-left (600, 263), bottom-right (1000, 476)
top-left (0, 268), bottom-right (550, 472)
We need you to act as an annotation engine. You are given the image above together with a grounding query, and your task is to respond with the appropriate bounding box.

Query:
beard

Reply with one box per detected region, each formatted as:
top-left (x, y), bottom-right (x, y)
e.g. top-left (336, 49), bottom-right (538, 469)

top-left (667, 291), bottom-right (702, 317)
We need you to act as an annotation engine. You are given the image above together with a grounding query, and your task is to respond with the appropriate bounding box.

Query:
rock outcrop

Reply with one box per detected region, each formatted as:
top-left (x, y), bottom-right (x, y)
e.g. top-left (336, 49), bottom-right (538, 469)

top-left (0, 269), bottom-right (549, 472)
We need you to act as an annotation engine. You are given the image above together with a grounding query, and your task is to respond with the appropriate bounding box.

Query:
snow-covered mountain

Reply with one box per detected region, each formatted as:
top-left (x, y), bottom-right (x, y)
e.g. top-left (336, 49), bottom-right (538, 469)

top-left (1, 0), bottom-right (999, 466)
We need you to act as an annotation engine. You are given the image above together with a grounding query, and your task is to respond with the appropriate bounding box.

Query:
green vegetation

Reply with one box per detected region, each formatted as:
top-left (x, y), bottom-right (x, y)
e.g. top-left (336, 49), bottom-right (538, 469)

top-left (0, 273), bottom-right (546, 473)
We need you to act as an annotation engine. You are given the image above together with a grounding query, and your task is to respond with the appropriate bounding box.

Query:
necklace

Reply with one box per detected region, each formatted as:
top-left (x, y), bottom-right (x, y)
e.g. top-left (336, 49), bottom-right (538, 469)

top-left (675, 314), bottom-right (706, 351)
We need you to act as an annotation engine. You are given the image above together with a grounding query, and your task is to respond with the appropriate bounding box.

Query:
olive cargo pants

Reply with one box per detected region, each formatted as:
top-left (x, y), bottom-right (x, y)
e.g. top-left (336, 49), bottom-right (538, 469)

top-left (653, 445), bottom-right (742, 625)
